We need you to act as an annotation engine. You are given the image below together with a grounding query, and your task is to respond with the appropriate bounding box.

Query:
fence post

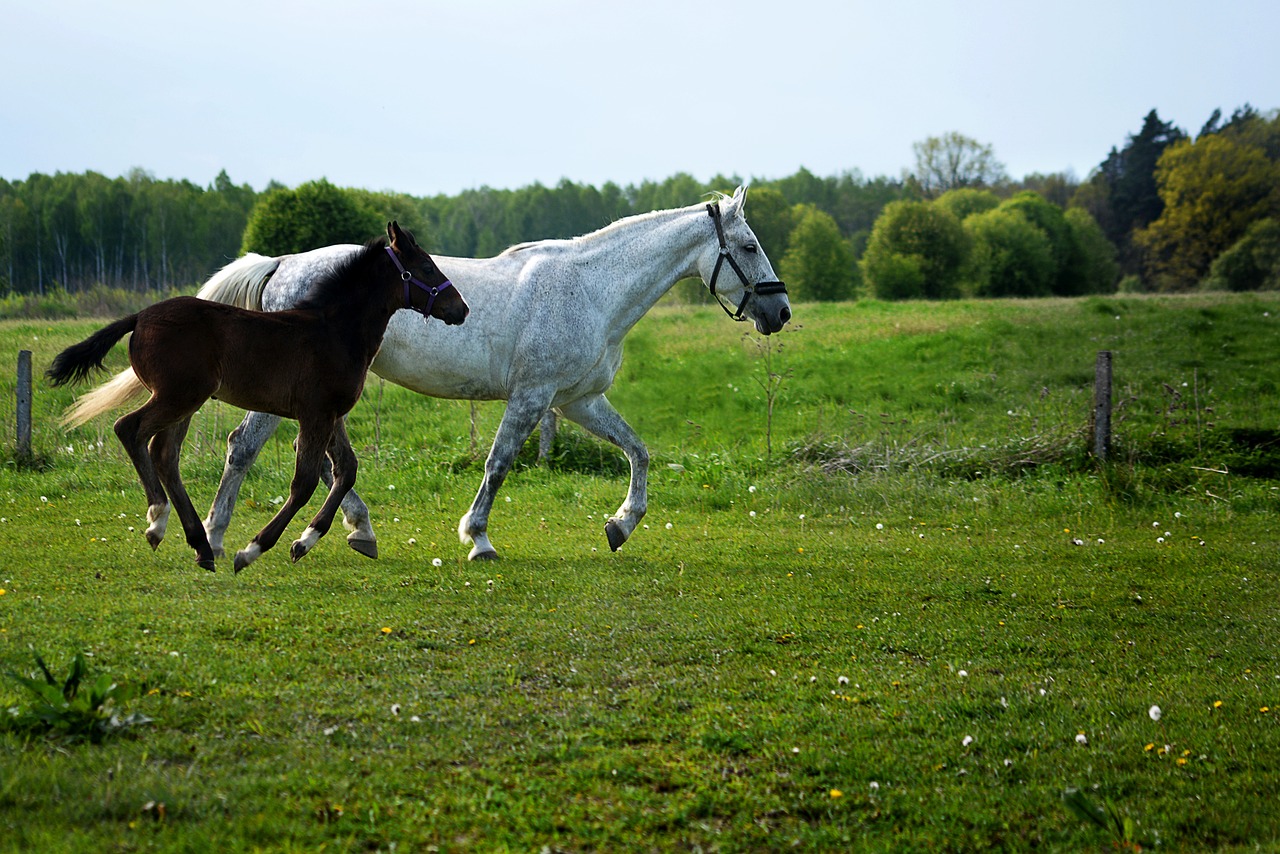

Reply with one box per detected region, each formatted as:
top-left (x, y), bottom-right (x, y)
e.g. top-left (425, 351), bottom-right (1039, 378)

top-left (16, 349), bottom-right (32, 461)
top-left (1092, 350), bottom-right (1112, 461)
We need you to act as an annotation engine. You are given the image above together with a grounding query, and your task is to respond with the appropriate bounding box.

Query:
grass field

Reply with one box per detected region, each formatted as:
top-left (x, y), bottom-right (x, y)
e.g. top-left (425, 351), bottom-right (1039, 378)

top-left (1, 293), bottom-right (1278, 851)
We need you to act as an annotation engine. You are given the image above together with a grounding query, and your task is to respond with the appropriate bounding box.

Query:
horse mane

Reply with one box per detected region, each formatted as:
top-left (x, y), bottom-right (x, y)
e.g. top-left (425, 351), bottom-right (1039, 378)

top-left (293, 237), bottom-right (387, 312)
top-left (497, 186), bottom-right (747, 258)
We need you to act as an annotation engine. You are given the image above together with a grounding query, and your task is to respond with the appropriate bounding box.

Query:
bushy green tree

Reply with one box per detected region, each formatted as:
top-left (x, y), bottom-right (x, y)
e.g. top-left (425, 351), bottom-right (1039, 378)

top-left (1134, 135), bottom-right (1279, 289)
top-left (860, 200), bottom-right (968, 300)
top-left (935, 188), bottom-right (999, 222)
top-left (1204, 218), bottom-right (1280, 291)
top-left (965, 208), bottom-right (1054, 297)
top-left (1000, 191), bottom-right (1089, 295)
top-left (1064, 207), bottom-right (1120, 293)
top-left (241, 178), bottom-right (383, 256)
top-left (779, 205), bottom-right (855, 301)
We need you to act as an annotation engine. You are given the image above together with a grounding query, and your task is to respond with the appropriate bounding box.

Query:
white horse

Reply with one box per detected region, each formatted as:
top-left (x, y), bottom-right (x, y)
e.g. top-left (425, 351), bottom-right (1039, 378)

top-left (67, 187), bottom-right (792, 561)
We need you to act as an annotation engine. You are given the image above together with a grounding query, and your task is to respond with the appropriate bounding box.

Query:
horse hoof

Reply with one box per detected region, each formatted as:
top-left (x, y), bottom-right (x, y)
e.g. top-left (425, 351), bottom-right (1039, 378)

top-left (347, 537), bottom-right (378, 560)
top-left (605, 520), bottom-right (627, 552)
top-left (290, 541), bottom-right (309, 563)
top-left (145, 532), bottom-right (162, 551)
top-left (468, 547), bottom-right (500, 561)
top-left (233, 555), bottom-right (249, 574)
top-left (197, 557), bottom-right (216, 572)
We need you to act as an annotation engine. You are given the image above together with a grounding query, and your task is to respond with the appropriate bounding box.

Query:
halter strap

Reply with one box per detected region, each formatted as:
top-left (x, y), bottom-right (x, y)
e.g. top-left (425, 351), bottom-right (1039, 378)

top-left (385, 246), bottom-right (454, 318)
top-left (705, 203), bottom-right (787, 321)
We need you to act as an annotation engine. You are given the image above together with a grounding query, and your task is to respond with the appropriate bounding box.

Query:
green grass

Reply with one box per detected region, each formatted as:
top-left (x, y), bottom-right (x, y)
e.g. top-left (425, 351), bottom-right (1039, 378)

top-left (1, 293), bottom-right (1278, 851)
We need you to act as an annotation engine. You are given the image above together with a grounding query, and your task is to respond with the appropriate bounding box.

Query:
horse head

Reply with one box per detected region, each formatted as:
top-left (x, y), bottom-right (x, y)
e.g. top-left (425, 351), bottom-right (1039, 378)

top-left (698, 186), bottom-right (792, 335)
top-left (387, 221), bottom-right (469, 326)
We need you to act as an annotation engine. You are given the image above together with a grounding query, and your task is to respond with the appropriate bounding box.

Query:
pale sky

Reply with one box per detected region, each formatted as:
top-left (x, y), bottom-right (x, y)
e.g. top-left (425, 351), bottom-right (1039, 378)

top-left (3, 0), bottom-right (1277, 197)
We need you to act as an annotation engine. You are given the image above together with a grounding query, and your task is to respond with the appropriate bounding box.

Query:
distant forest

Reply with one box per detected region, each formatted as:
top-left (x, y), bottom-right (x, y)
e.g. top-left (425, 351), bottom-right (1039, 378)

top-left (2, 105), bottom-right (1277, 302)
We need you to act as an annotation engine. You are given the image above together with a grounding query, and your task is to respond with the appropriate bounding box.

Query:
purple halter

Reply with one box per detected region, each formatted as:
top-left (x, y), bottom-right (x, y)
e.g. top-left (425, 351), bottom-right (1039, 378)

top-left (385, 246), bottom-right (454, 318)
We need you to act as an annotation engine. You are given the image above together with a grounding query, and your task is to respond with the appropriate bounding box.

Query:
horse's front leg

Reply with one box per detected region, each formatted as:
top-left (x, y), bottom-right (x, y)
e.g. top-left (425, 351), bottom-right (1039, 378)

top-left (315, 418), bottom-right (378, 558)
top-left (558, 393), bottom-right (649, 552)
top-left (233, 418), bottom-right (330, 573)
top-left (204, 410), bottom-right (283, 558)
top-left (459, 390), bottom-right (553, 560)
top-left (291, 420), bottom-right (358, 563)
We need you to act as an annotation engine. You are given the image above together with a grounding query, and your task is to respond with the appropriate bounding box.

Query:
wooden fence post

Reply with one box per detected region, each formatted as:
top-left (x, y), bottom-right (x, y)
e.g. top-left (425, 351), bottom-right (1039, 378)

top-left (16, 349), bottom-right (33, 461)
top-left (1092, 350), bottom-right (1112, 461)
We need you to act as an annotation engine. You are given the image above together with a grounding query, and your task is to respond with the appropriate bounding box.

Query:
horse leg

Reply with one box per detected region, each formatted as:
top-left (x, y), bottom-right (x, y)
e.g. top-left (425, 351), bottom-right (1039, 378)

top-left (458, 390), bottom-right (553, 560)
top-left (315, 417), bottom-right (378, 559)
top-left (204, 411), bottom-right (283, 558)
top-left (537, 410), bottom-right (557, 463)
top-left (113, 405), bottom-right (171, 551)
top-left (233, 417), bottom-right (330, 573)
top-left (290, 420), bottom-right (358, 563)
top-left (150, 419), bottom-right (217, 571)
top-left (558, 393), bottom-right (649, 551)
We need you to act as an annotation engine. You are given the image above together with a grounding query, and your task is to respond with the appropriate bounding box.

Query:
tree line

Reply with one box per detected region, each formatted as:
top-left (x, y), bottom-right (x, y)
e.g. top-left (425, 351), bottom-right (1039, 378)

top-left (2, 104), bottom-right (1277, 303)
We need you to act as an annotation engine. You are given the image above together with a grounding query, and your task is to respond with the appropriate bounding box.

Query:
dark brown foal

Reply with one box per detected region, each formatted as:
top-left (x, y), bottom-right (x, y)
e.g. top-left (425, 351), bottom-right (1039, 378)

top-left (48, 222), bottom-right (468, 572)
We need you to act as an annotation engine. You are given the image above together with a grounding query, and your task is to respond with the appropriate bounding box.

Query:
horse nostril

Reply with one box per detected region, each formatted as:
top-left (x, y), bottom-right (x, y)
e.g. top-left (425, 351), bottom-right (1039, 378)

top-left (779, 306), bottom-right (791, 325)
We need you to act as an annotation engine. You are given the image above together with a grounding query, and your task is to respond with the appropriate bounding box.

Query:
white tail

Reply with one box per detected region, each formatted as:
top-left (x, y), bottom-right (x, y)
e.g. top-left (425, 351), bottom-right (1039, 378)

top-left (60, 253), bottom-right (282, 428)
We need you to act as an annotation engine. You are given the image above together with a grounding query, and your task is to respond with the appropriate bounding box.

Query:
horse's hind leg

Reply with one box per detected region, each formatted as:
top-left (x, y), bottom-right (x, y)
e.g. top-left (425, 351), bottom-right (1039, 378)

top-left (315, 417), bottom-right (378, 559)
top-left (151, 420), bottom-right (217, 571)
top-left (558, 393), bottom-right (649, 552)
top-left (458, 390), bottom-right (552, 560)
top-left (204, 411), bottom-right (283, 558)
top-left (114, 405), bottom-right (171, 550)
top-left (291, 420), bottom-right (357, 563)
top-left (233, 417), bottom-right (329, 573)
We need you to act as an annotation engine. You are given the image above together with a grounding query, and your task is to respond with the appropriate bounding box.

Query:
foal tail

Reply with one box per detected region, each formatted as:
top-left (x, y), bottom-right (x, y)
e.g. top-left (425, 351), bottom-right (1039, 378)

top-left (57, 252), bottom-right (282, 429)
top-left (46, 315), bottom-right (139, 389)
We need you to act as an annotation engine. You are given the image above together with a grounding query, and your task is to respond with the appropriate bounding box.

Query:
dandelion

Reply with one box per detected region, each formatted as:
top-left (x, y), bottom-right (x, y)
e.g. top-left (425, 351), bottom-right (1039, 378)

top-left (875, 523), bottom-right (884, 530)
top-left (387, 484), bottom-right (396, 490)
top-left (962, 735), bottom-right (973, 747)
top-left (665, 523), bottom-right (673, 530)
top-left (748, 485), bottom-right (757, 493)
top-left (829, 789), bottom-right (843, 799)
top-left (792, 747), bottom-right (800, 754)
top-left (869, 781), bottom-right (880, 791)
top-left (838, 675), bottom-right (849, 685)
top-left (958, 670), bottom-right (968, 678)
top-left (381, 627), bottom-right (392, 634)
top-left (749, 511), bottom-right (756, 518)
top-left (432, 558), bottom-right (443, 568)
top-left (1075, 733), bottom-right (1088, 745)
top-left (391, 703), bottom-right (401, 716)
top-left (1145, 743), bottom-right (1155, 752)
top-left (1156, 537), bottom-right (1165, 544)
top-left (1149, 705), bottom-right (1162, 722)
top-left (1214, 700), bottom-right (1223, 709)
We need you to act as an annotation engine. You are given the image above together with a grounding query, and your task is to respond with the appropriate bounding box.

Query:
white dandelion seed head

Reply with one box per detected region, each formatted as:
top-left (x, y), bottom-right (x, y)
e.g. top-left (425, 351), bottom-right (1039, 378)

top-left (958, 670), bottom-right (968, 678)
top-left (1075, 733), bottom-right (1088, 745)
top-left (1157, 537), bottom-right (1165, 544)
top-left (665, 523), bottom-right (673, 530)
top-left (838, 675), bottom-right (849, 685)
top-left (432, 558), bottom-right (442, 567)
top-left (1149, 705), bottom-right (1162, 721)
top-left (869, 781), bottom-right (880, 790)
top-left (391, 703), bottom-right (401, 715)
top-left (876, 523), bottom-right (884, 530)
top-left (962, 735), bottom-right (973, 747)
top-left (748, 485), bottom-right (757, 493)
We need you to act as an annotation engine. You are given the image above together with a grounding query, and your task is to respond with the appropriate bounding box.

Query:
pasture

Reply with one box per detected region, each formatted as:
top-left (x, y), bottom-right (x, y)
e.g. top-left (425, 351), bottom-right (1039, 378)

top-left (1, 293), bottom-right (1279, 851)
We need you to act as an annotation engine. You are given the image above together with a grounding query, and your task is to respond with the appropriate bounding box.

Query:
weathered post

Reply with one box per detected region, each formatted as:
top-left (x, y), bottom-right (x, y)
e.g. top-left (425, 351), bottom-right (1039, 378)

top-left (16, 349), bottom-right (32, 461)
top-left (1092, 350), bottom-right (1112, 461)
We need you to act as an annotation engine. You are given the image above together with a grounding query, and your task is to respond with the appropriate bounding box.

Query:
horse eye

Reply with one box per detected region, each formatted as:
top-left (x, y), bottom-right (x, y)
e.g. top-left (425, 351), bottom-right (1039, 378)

top-left (744, 243), bottom-right (758, 253)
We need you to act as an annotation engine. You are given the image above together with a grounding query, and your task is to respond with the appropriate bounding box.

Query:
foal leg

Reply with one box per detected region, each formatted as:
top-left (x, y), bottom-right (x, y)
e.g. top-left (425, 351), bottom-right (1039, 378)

top-left (558, 393), bottom-right (649, 552)
top-left (204, 410), bottom-right (283, 558)
top-left (233, 417), bottom-right (331, 573)
top-left (458, 390), bottom-right (553, 560)
top-left (114, 404), bottom-right (172, 551)
top-left (291, 420), bottom-right (358, 563)
top-left (150, 419), bottom-right (217, 571)
top-left (315, 418), bottom-right (378, 558)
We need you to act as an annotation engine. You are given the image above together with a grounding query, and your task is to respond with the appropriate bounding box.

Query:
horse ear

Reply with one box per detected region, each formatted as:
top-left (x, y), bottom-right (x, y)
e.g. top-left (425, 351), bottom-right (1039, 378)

top-left (734, 185), bottom-right (748, 213)
top-left (387, 221), bottom-right (398, 246)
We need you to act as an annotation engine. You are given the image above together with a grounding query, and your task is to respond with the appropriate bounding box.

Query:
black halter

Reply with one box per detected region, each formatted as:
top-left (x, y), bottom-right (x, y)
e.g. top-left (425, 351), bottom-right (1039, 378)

top-left (705, 202), bottom-right (788, 321)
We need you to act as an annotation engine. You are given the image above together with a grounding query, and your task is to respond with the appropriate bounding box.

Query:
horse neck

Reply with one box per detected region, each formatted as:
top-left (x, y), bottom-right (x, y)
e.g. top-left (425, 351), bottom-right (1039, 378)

top-left (327, 275), bottom-right (402, 369)
top-left (579, 205), bottom-right (709, 334)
